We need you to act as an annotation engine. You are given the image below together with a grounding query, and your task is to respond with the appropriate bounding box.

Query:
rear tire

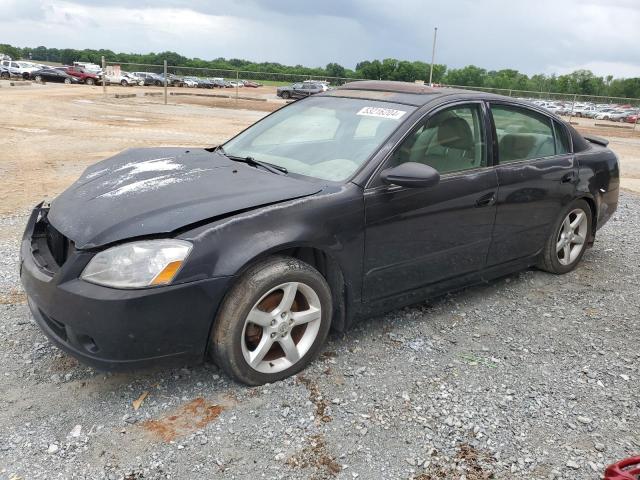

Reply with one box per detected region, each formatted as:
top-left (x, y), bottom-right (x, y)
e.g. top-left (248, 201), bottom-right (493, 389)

top-left (211, 256), bottom-right (332, 385)
top-left (120, 79), bottom-right (127, 87)
top-left (35, 75), bottom-right (43, 82)
top-left (280, 91), bottom-right (290, 99)
top-left (538, 199), bottom-right (592, 274)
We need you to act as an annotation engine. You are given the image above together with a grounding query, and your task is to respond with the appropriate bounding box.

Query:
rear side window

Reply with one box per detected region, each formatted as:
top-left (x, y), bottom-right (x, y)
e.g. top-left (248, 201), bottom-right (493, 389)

top-left (491, 104), bottom-right (556, 163)
top-left (553, 121), bottom-right (571, 154)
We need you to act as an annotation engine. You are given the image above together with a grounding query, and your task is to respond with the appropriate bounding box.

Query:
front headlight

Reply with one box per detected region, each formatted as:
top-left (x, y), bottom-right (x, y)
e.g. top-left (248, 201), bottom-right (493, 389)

top-left (81, 239), bottom-right (192, 289)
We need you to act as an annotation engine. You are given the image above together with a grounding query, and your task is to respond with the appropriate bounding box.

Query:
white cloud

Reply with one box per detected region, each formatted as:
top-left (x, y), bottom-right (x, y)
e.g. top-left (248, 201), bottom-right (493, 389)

top-left (0, 0), bottom-right (638, 78)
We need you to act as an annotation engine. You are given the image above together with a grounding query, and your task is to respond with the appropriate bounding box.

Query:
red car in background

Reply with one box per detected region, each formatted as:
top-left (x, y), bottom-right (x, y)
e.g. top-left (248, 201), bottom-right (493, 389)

top-left (54, 66), bottom-right (100, 85)
top-left (624, 112), bottom-right (639, 124)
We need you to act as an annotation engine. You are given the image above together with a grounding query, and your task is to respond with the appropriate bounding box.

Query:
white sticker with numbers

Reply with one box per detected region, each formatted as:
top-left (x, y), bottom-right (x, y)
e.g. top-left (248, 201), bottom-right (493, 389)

top-left (356, 106), bottom-right (407, 120)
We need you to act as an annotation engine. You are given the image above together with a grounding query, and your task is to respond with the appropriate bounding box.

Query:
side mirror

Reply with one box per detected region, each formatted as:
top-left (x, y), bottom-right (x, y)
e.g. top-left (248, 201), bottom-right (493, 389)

top-left (380, 162), bottom-right (440, 188)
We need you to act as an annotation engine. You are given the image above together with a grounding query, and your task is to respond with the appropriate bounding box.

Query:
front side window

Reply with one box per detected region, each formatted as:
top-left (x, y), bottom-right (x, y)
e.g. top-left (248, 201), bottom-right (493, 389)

top-left (223, 97), bottom-right (415, 181)
top-left (388, 104), bottom-right (487, 175)
top-left (491, 104), bottom-right (556, 163)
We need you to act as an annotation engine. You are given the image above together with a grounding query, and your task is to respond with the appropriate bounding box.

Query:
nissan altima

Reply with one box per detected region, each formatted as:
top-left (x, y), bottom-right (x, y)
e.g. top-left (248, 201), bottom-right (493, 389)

top-left (20, 81), bottom-right (619, 385)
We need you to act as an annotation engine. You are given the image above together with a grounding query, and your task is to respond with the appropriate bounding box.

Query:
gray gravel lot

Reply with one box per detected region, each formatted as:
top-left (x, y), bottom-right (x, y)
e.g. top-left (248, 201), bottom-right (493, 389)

top-left (1, 192), bottom-right (639, 480)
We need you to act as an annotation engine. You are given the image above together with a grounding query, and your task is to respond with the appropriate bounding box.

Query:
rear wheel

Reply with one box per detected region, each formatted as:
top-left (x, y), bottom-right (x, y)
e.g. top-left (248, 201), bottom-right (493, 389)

top-left (211, 256), bottom-right (332, 385)
top-left (280, 91), bottom-right (290, 99)
top-left (538, 199), bottom-right (592, 274)
top-left (35, 75), bottom-right (43, 82)
top-left (120, 79), bottom-right (128, 87)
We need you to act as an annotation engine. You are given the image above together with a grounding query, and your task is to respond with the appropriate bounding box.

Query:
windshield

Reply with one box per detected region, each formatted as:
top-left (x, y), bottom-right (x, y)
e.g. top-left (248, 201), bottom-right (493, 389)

top-left (223, 96), bottom-right (415, 181)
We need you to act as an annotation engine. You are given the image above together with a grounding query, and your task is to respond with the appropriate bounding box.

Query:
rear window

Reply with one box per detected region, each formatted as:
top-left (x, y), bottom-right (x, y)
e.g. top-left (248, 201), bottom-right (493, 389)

top-left (491, 104), bottom-right (556, 163)
top-left (553, 120), bottom-right (571, 154)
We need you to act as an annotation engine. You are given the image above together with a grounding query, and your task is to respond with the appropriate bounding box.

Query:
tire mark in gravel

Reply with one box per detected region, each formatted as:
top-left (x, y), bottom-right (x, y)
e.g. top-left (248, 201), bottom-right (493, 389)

top-left (297, 374), bottom-right (332, 423)
top-left (286, 434), bottom-right (341, 479)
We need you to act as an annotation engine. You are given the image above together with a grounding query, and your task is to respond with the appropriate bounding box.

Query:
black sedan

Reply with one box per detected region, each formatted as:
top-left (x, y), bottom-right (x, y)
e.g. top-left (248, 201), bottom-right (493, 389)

top-left (30, 68), bottom-right (81, 84)
top-left (20, 81), bottom-right (619, 385)
top-left (277, 82), bottom-right (324, 99)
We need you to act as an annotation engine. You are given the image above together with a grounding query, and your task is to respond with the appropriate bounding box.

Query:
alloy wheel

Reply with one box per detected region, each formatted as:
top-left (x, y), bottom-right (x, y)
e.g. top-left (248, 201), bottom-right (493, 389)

top-left (556, 208), bottom-right (588, 266)
top-left (241, 282), bottom-right (322, 374)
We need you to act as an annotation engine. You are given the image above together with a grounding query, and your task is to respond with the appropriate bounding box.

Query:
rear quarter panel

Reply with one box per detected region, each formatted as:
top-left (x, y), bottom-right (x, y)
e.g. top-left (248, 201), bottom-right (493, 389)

top-left (576, 144), bottom-right (620, 231)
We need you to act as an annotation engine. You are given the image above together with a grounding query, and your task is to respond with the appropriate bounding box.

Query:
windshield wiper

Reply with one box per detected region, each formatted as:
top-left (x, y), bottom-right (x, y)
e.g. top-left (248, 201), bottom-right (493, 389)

top-left (212, 146), bottom-right (288, 175)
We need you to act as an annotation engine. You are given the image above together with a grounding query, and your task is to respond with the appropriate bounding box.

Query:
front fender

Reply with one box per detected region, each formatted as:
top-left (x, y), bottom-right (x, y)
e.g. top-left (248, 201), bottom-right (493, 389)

top-left (174, 184), bottom-right (365, 302)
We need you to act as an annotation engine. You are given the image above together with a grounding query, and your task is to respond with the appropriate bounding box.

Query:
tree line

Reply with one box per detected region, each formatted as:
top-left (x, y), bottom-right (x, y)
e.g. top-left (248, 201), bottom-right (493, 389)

top-left (2, 43), bottom-right (639, 99)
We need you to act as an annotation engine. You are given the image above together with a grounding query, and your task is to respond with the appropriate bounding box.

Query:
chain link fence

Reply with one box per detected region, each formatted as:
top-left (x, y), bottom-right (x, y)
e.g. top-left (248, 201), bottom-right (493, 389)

top-left (98, 58), bottom-right (639, 130)
top-left (442, 84), bottom-right (640, 107)
top-left (100, 59), bottom-right (357, 106)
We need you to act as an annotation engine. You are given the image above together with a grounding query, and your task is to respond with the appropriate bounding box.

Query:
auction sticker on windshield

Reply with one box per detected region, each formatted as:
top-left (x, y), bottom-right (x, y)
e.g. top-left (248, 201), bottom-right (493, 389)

top-left (357, 106), bottom-right (407, 120)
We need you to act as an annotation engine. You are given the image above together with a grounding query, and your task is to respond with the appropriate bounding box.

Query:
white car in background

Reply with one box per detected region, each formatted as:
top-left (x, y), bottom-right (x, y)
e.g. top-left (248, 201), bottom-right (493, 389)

top-left (303, 79), bottom-right (330, 91)
top-left (183, 77), bottom-right (199, 87)
top-left (104, 72), bottom-right (142, 86)
top-left (0, 60), bottom-right (41, 78)
top-left (594, 109), bottom-right (618, 120)
top-left (573, 105), bottom-right (597, 117)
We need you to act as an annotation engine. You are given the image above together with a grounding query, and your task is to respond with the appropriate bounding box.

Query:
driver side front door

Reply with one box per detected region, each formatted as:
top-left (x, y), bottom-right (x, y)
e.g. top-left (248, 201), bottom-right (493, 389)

top-left (363, 102), bottom-right (498, 301)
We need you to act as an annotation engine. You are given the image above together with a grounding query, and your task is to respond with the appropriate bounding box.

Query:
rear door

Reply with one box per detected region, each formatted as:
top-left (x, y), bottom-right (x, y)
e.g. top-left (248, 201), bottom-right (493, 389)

top-left (486, 102), bottom-right (577, 266)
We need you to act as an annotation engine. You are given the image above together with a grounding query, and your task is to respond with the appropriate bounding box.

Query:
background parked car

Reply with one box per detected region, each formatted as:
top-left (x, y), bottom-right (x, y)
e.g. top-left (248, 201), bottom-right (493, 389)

top-left (55, 66), bottom-right (100, 85)
top-left (277, 82), bottom-right (324, 99)
top-left (212, 79), bottom-right (232, 88)
top-left (131, 72), bottom-right (165, 86)
top-left (241, 80), bottom-right (262, 87)
top-left (103, 71), bottom-right (140, 86)
top-left (303, 79), bottom-right (330, 91)
top-left (31, 68), bottom-right (81, 84)
top-left (183, 77), bottom-right (199, 87)
top-left (195, 78), bottom-right (214, 88)
top-left (158, 73), bottom-right (184, 87)
top-left (1, 60), bottom-right (40, 79)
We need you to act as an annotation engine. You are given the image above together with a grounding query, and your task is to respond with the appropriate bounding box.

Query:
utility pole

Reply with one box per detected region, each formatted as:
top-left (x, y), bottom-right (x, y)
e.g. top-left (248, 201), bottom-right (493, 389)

top-left (428, 27), bottom-right (438, 86)
top-left (101, 56), bottom-right (106, 98)
top-left (163, 60), bottom-right (168, 105)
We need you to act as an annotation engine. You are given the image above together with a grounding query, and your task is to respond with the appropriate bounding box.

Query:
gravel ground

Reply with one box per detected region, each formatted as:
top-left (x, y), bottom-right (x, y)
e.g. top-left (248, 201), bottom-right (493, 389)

top-left (1, 192), bottom-right (639, 480)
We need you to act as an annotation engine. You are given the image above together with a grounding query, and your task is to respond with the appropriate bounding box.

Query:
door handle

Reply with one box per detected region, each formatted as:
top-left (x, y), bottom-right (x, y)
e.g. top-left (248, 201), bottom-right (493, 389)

top-left (475, 192), bottom-right (496, 208)
top-left (561, 172), bottom-right (577, 184)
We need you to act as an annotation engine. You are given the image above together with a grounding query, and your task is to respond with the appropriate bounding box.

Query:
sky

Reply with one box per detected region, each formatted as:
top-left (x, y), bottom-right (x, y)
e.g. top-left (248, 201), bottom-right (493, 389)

top-left (2, 0), bottom-right (640, 78)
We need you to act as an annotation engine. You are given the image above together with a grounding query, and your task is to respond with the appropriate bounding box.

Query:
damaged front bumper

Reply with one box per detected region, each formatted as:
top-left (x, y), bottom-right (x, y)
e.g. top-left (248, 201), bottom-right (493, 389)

top-left (19, 204), bottom-right (231, 370)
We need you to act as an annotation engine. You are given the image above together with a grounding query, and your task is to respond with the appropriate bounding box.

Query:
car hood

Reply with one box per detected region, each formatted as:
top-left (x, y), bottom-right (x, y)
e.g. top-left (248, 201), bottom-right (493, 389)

top-left (48, 147), bottom-right (323, 249)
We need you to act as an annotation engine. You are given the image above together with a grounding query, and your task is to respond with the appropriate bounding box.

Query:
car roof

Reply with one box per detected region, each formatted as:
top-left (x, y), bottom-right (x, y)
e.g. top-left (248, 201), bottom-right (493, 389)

top-left (324, 80), bottom-right (509, 107)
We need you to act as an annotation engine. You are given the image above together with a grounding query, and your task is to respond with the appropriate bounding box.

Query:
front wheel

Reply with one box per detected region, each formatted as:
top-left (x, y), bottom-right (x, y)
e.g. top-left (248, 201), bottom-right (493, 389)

top-left (211, 256), bottom-right (332, 385)
top-left (85, 78), bottom-right (95, 85)
top-left (538, 199), bottom-right (592, 274)
top-left (280, 91), bottom-right (290, 99)
top-left (35, 75), bottom-right (43, 82)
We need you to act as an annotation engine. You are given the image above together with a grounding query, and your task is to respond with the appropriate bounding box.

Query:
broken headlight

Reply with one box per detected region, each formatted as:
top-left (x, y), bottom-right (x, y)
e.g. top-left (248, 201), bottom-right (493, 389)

top-left (81, 239), bottom-right (192, 289)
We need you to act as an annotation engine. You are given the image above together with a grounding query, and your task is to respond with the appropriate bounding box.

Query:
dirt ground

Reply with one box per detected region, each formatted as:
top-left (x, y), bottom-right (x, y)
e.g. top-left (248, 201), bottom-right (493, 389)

top-left (1, 81), bottom-right (638, 216)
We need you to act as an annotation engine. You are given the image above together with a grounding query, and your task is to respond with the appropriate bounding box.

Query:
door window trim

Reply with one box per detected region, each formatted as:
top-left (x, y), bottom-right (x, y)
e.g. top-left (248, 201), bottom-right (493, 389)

top-left (365, 99), bottom-right (492, 190)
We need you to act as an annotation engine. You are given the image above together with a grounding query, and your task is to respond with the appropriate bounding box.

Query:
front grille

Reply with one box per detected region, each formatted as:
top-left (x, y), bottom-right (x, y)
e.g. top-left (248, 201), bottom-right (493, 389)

top-left (31, 209), bottom-right (73, 273)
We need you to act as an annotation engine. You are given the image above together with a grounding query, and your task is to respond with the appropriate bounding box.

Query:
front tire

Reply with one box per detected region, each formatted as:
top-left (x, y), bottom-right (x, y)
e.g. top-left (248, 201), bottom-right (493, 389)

top-left (280, 91), bottom-right (290, 99)
top-left (85, 78), bottom-right (95, 85)
top-left (538, 199), bottom-right (592, 274)
top-left (211, 256), bottom-right (332, 385)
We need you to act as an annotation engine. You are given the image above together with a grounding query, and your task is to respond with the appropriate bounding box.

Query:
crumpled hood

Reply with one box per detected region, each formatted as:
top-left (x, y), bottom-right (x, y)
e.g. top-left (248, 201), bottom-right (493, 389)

top-left (48, 147), bottom-right (322, 249)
